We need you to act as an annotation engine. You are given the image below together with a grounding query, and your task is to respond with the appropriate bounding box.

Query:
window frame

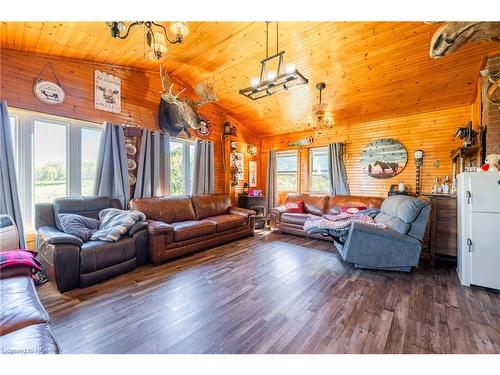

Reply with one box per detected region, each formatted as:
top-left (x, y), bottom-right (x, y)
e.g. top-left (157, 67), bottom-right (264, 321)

top-left (8, 108), bottom-right (101, 230)
top-left (309, 146), bottom-right (330, 194)
top-left (276, 150), bottom-right (299, 193)
top-left (169, 137), bottom-right (196, 196)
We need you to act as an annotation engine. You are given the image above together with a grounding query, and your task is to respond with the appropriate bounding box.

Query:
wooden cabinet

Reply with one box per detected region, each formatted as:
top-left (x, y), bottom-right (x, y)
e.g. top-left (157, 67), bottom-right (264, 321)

top-left (424, 195), bottom-right (457, 262)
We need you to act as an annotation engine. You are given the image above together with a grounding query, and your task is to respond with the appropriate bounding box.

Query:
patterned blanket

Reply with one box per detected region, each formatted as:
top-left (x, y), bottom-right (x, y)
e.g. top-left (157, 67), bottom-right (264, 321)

top-left (90, 208), bottom-right (146, 242)
top-left (303, 209), bottom-right (385, 242)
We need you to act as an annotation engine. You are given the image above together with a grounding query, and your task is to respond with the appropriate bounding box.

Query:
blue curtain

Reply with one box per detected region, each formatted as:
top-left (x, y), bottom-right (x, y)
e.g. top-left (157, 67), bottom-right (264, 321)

top-left (0, 100), bottom-right (26, 248)
top-left (328, 143), bottom-right (350, 195)
top-left (192, 140), bottom-right (215, 195)
top-left (93, 122), bottom-right (130, 207)
top-left (134, 129), bottom-right (170, 198)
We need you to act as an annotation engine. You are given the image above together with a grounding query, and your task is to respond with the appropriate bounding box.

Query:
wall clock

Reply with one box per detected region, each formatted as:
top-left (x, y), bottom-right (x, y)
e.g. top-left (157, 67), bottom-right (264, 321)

top-left (360, 138), bottom-right (408, 179)
top-left (194, 115), bottom-right (212, 138)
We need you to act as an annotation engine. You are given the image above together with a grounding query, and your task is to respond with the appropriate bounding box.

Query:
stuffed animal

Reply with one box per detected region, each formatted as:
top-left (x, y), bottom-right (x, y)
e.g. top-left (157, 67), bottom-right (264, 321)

top-left (480, 154), bottom-right (500, 172)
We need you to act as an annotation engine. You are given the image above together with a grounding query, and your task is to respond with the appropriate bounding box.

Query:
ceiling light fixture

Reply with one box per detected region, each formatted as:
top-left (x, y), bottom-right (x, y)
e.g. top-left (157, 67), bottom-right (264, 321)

top-left (106, 21), bottom-right (189, 61)
top-left (239, 22), bottom-right (308, 100)
top-left (307, 82), bottom-right (334, 133)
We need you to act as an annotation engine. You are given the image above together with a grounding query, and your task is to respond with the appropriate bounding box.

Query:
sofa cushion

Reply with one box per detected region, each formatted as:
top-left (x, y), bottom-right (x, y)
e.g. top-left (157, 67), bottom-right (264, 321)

top-left (281, 213), bottom-right (314, 226)
top-left (204, 214), bottom-right (246, 232)
top-left (53, 196), bottom-right (121, 231)
top-left (80, 237), bottom-right (136, 273)
top-left (374, 213), bottom-right (411, 234)
top-left (0, 276), bottom-right (50, 336)
top-left (0, 323), bottom-right (60, 354)
top-left (129, 196), bottom-right (196, 224)
top-left (327, 195), bottom-right (384, 214)
top-left (285, 194), bottom-right (329, 216)
top-left (192, 194), bottom-right (231, 220)
top-left (171, 220), bottom-right (216, 242)
top-left (380, 195), bottom-right (426, 223)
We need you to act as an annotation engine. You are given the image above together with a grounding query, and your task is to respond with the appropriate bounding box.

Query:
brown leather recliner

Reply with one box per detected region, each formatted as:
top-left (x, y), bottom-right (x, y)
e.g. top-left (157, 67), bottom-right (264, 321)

top-left (270, 193), bottom-right (384, 240)
top-left (0, 265), bottom-right (60, 354)
top-left (129, 194), bottom-right (255, 265)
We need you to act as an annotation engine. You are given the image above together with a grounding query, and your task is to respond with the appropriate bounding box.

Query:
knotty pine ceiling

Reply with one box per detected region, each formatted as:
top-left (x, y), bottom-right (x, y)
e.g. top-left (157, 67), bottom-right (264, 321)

top-left (2, 21), bottom-right (500, 136)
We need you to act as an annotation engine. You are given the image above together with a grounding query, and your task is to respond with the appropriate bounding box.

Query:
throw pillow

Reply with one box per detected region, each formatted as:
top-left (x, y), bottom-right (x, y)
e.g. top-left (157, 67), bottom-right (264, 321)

top-left (58, 213), bottom-right (100, 242)
top-left (285, 201), bottom-right (305, 213)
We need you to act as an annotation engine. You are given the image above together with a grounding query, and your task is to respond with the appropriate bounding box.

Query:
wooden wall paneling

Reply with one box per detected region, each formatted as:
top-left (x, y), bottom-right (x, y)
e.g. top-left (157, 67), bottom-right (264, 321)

top-left (0, 48), bottom-right (261, 211)
top-left (260, 106), bottom-right (470, 200)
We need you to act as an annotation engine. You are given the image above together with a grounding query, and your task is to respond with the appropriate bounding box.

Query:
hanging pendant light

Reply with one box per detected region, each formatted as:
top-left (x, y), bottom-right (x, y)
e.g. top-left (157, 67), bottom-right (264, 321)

top-left (239, 22), bottom-right (308, 100)
top-left (307, 82), bottom-right (334, 133)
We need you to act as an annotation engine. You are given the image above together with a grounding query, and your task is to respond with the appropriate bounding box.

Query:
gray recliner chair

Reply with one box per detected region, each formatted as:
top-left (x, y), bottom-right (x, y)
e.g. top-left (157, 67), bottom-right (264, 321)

top-left (35, 196), bottom-right (148, 292)
top-left (337, 195), bottom-right (431, 272)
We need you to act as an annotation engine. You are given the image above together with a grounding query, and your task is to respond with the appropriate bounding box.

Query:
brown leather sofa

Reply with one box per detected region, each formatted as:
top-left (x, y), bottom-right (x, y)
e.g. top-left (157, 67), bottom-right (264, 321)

top-left (270, 193), bottom-right (384, 240)
top-left (129, 194), bottom-right (255, 265)
top-left (0, 265), bottom-right (60, 354)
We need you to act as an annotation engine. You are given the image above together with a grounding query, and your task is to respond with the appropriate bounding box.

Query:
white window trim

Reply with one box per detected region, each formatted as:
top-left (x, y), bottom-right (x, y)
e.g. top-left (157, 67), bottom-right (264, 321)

top-left (309, 146), bottom-right (329, 194)
top-left (170, 137), bottom-right (196, 195)
top-left (9, 108), bottom-right (100, 230)
top-left (276, 150), bottom-right (299, 193)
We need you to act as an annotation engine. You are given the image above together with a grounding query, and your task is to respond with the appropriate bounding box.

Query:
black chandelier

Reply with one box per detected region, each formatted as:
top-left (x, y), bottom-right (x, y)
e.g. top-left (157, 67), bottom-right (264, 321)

top-left (239, 22), bottom-right (308, 100)
top-left (106, 21), bottom-right (189, 60)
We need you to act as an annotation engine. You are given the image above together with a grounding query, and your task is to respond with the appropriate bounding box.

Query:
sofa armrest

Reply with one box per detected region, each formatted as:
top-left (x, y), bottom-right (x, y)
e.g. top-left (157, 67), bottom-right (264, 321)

top-left (348, 222), bottom-right (421, 244)
top-left (37, 227), bottom-right (81, 292)
top-left (341, 222), bottom-right (422, 268)
top-left (37, 226), bottom-right (83, 246)
top-left (127, 221), bottom-right (148, 236)
top-left (228, 207), bottom-right (256, 219)
top-left (269, 206), bottom-right (286, 231)
top-left (147, 220), bottom-right (174, 235)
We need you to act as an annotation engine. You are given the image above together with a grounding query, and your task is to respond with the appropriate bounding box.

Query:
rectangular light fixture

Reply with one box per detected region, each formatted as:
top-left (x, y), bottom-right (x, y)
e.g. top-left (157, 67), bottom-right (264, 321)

top-left (239, 51), bottom-right (308, 101)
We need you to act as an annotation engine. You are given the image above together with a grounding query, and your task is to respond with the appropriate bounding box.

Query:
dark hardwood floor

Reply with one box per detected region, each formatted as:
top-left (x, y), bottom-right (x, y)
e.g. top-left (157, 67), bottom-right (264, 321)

top-left (37, 231), bottom-right (500, 354)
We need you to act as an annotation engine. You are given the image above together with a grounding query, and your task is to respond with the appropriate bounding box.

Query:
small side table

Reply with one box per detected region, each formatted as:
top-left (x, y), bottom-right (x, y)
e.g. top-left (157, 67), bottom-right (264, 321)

top-left (422, 194), bottom-right (457, 265)
top-left (237, 194), bottom-right (266, 229)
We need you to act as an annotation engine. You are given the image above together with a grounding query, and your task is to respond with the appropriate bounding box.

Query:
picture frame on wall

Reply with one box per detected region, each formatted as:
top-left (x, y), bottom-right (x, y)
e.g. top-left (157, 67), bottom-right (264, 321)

top-left (249, 160), bottom-right (257, 187)
top-left (94, 70), bottom-right (121, 113)
top-left (230, 152), bottom-right (244, 181)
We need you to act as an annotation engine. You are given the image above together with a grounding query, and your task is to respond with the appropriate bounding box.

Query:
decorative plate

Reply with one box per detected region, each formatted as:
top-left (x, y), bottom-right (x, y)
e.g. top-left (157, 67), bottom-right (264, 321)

top-left (194, 115), bottom-right (212, 138)
top-left (128, 174), bottom-right (137, 186)
top-left (127, 159), bottom-right (137, 171)
top-left (33, 80), bottom-right (66, 105)
top-left (360, 138), bottom-right (408, 179)
top-left (126, 143), bottom-right (137, 156)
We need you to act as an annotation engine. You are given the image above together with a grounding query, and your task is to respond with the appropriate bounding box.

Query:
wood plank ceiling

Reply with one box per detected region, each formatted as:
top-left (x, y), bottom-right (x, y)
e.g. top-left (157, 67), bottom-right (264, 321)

top-left (2, 21), bottom-right (500, 136)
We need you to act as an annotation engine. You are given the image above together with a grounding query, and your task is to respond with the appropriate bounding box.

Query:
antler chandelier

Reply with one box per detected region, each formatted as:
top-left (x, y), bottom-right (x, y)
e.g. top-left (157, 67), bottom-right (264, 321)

top-left (239, 22), bottom-right (308, 100)
top-left (307, 82), bottom-right (334, 133)
top-left (106, 21), bottom-right (189, 61)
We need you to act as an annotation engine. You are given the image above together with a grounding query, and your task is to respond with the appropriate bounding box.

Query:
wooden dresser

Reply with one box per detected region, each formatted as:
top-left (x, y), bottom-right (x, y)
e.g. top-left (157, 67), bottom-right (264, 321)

top-left (423, 194), bottom-right (457, 264)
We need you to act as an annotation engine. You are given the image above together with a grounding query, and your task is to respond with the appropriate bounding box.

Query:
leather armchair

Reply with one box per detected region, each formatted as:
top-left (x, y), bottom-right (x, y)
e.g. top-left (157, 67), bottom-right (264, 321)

top-left (35, 196), bottom-right (148, 292)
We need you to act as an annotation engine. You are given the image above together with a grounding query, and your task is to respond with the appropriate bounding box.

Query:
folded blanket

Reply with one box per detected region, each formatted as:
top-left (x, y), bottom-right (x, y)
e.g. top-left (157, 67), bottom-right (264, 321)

top-left (90, 208), bottom-right (146, 242)
top-left (0, 249), bottom-right (41, 273)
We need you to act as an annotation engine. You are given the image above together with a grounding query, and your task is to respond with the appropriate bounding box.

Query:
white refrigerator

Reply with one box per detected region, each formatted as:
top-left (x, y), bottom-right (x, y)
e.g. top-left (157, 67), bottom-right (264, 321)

top-left (457, 171), bottom-right (500, 290)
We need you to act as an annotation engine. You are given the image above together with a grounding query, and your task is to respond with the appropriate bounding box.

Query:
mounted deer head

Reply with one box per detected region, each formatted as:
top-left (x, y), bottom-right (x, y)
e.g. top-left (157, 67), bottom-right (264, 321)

top-left (430, 22), bottom-right (500, 58)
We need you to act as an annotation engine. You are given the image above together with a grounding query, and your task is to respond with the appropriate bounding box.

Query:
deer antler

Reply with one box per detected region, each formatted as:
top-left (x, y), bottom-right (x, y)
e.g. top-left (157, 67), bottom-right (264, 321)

top-left (194, 81), bottom-right (217, 107)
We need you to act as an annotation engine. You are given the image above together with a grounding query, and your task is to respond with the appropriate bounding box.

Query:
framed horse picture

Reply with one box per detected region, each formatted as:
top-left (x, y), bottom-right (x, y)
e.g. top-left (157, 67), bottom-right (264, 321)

top-left (360, 138), bottom-right (408, 179)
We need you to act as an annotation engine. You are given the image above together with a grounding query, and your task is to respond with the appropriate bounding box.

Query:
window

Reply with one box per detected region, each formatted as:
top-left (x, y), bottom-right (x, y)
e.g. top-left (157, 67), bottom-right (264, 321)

top-left (309, 147), bottom-right (329, 193)
top-left (8, 108), bottom-right (101, 229)
top-left (169, 139), bottom-right (196, 195)
top-left (81, 128), bottom-right (101, 196)
top-left (276, 150), bottom-right (298, 192)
